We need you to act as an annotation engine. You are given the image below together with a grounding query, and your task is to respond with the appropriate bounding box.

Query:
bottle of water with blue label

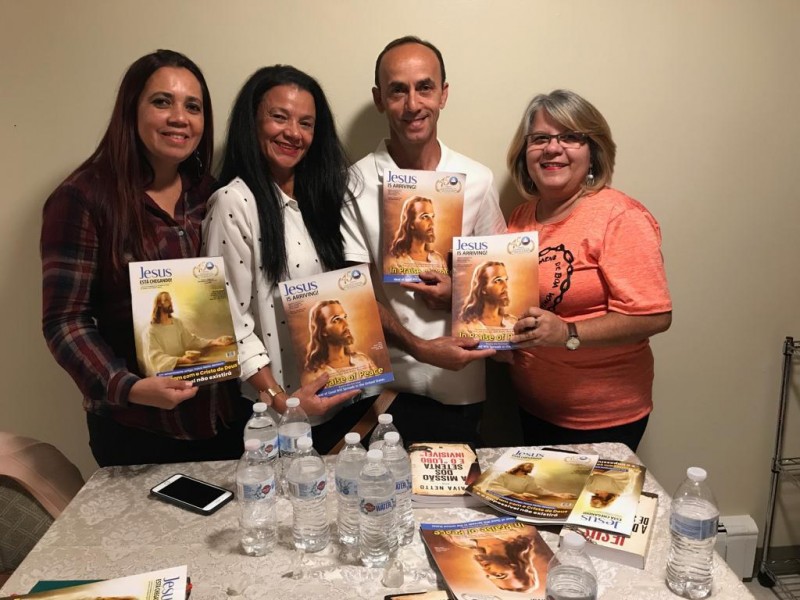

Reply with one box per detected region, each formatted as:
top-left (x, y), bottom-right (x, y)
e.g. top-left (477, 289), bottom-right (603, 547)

top-left (286, 436), bottom-right (329, 552)
top-left (358, 449), bottom-right (397, 567)
top-left (381, 431), bottom-right (414, 545)
top-left (335, 432), bottom-right (367, 546)
top-left (666, 467), bottom-right (719, 599)
top-left (236, 438), bottom-right (277, 556)
top-left (243, 402), bottom-right (278, 463)
top-left (278, 397), bottom-right (311, 494)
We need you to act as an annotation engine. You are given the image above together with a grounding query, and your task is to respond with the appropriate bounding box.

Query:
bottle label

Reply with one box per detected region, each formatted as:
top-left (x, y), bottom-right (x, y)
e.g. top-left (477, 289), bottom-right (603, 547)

top-left (262, 436), bottom-right (279, 460)
top-left (278, 431), bottom-right (312, 454)
top-left (360, 497), bottom-right (396, 517)
top-left (240, 476), bottom-right (276, 501)
top-left (670, 513), bottom-right (718, 540)
top-left (336, 476), bottom-right (358, 496)
top-left (395, 476), bottom-right (411, 494)
top-left (288, 476), bottom-right (327, 499)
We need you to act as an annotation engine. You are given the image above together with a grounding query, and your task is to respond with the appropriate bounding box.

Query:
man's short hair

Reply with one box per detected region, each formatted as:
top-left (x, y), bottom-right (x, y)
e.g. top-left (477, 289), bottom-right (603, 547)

top-left (374, 35), bottom-right (447, 87)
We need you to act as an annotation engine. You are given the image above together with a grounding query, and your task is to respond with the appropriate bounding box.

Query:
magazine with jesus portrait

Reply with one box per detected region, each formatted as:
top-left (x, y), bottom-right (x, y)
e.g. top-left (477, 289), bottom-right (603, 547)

top-left (128, 257), bottom-right (239, 385)
top-left (279, 264), bottom-right (393, 397)
top-left (451, 231), bottom-right (539, 349)
top-left (420, 517), bottom-right (553, 600)
top-left (563, 458), bottom-right (646, 537)
top-left (467, 447), bottom-right (598, 525)
top-left (381, 169), bottom-right (465, 283)
top-left (1, 565), bottom-right (189, 599)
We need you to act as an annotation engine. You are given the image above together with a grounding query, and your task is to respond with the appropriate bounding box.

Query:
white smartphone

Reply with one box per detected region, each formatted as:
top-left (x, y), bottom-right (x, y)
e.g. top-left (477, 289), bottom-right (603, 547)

top-left (150, 473), bottom-right (233, 515)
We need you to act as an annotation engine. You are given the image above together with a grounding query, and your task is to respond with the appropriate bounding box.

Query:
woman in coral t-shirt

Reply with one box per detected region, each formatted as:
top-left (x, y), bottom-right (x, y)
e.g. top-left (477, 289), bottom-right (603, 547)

top-left (504, 90), bottom-right (672, 451)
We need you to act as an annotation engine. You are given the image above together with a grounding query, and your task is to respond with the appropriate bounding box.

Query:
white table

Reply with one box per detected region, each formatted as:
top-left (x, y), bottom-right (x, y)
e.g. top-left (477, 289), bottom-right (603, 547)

top-left (0, 443), bottom-right (754, 599)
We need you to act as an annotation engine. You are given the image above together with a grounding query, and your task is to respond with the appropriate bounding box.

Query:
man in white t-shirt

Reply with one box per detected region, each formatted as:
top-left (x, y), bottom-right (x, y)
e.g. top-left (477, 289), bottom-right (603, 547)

top-left (351, 36), bottom-right (507, 444)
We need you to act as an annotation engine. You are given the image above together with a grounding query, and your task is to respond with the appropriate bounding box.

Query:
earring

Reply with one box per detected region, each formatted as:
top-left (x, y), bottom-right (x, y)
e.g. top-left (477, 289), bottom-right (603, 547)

top-left (193, 150), bottom-right (203, 173)
top-left (586, 166), bottom-right (595, 187)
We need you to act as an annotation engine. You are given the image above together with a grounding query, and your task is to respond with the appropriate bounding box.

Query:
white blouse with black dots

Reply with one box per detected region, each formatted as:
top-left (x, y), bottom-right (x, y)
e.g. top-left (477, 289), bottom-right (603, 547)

top-left (202, 177), bottom-right (369, 423)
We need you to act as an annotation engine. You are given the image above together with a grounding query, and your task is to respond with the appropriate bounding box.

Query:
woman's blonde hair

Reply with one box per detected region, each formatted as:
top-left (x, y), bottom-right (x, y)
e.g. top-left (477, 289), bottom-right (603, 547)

top-left (507, 89), bottom-right (616, 199)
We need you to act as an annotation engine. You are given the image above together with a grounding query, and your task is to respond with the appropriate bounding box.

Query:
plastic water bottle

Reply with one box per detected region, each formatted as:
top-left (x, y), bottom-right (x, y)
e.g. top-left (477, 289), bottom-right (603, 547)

top-left (358, 449), bottom-right (397, 567)
top-left (244, 402), bottom-right (278, 462)
top-left (381, 431), bottom-right (413, 545)
top-left (236, 439), bottom-right (277, 556)
top-left (261, 396), bottom-right (282, 425)
top-left (666, 467), bottom-right (719, 599)
top-left (368, 414), bottom-right (402, 451)
top-left (546, 530), bottom-right (598, 600)
top-left (278, 397), bottom-right (312, 493)
top-left (286, 436), bottom-right (329, 552)
top-left (335, 432), bottom-right (367, 546)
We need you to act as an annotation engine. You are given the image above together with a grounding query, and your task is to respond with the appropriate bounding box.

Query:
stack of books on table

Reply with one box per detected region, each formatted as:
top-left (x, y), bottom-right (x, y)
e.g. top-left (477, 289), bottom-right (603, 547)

top-left (466, 447), bottom-right (657, 568)
top-left (560, 491), bottom-right (659, 569)
top-left (408, 442), bottom-right (483, 508)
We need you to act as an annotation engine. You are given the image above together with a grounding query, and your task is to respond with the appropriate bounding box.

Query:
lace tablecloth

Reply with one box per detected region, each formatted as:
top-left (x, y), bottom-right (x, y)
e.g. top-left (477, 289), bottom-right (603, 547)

top-left (0, 443), bottom-right (753, 599)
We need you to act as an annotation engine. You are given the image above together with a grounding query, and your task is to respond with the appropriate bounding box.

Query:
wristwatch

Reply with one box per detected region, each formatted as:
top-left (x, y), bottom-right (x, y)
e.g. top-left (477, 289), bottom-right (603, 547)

top-left (565, 322), bottom-right (581, 351)
top-left (264, 385), bottom-right (285, 400)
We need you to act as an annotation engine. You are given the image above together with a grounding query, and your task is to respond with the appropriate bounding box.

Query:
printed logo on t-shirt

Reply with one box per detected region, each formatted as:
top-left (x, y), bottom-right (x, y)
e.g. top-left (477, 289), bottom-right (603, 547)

top-left (539, 244), bottom-right (574, 312)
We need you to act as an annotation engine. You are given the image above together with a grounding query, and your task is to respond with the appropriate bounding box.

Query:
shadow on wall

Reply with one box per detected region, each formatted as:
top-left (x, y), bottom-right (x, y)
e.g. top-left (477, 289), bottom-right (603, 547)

top-left (499, 177), bottom-right (522, 221)
top-left (343, 101), bottom-right (391, 164)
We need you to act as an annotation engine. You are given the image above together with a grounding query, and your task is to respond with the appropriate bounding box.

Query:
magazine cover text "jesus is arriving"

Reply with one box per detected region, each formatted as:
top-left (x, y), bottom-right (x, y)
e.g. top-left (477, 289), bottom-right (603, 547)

top-left (382, 169), bottom-right (464, 283)
top-left (279, 265), bottom-right (393, 397)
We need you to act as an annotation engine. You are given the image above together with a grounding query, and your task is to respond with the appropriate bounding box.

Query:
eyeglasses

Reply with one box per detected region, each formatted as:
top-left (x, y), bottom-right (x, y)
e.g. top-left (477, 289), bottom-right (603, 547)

top-left (525, 131), bottom-right (589, 149)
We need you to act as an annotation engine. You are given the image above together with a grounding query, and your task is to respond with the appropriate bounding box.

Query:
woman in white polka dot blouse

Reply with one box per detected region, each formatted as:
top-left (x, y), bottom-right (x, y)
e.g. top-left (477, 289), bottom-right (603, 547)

top-left (203, 65), bottom-right (373, 452)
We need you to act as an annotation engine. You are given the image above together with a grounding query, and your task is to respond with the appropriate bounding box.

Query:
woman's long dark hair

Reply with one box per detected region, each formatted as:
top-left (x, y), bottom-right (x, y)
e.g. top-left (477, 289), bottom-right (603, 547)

top-left (69, 49), bottom-right (213, 271)
top-left (217, 65), bottom-right (350, 284)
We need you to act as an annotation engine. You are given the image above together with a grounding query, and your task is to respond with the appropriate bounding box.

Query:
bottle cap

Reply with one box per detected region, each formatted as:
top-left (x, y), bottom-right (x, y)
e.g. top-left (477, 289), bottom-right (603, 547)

top-left (687, 466), bottom-right (707, 482)
top-left (252, 402), bottom-right (267, 413)
top-left (377, 413), bottom-right (393, 425)
top-left (344, 432), bottom-right (361, 445)
top-left (286, 397), bottom-right (300, 408)
top-left (297, 437), bottom-right (313, 451)
top-left (367, 449), bottom-right (383, 461)
top-left (244, 439), bottom-right (261, 451)
top-left (384, 431), bottom-right (400, 445)
top-left (562, 530), bottom-right (587, 550)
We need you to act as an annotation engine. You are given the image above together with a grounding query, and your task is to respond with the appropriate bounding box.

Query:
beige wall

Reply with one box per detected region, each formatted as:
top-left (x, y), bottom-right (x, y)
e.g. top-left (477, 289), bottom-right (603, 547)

top-left (2, 0), bottom-right (798, 547)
